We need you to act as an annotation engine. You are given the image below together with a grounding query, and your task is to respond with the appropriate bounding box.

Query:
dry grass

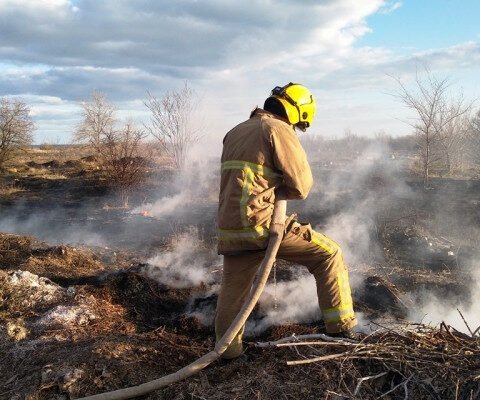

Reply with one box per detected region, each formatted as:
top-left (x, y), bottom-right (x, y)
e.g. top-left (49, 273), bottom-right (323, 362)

top-left (23, 168), bottom-right (68, 179)
top-left (7, 145), bottom-right (92, 166)
top-left (0, 233), bottom-right (105, 279)
top-left (0, 182), bottom-right (25, 196)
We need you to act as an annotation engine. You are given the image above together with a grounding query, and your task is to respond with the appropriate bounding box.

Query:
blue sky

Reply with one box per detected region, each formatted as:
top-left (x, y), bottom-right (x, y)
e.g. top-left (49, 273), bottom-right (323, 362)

top-left (0, 0), bottom-right (479, 144)
top-left (361, 1), bottom-right (480, 51)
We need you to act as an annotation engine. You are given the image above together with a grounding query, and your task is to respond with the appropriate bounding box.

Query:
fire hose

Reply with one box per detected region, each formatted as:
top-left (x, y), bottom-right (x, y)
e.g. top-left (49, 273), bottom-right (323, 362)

top-left (79, 199), bottom-right (287, 400)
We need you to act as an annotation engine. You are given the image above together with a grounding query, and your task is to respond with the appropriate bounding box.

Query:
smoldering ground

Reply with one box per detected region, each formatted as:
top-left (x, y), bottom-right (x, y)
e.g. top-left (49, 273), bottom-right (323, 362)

top-left (143, 226), bottom-right (222, 289)
top-left (0, 200), bottom-right (108, 247)
top-left (409, 269), bottom-right (480, 334)
top-left (130, 157), bottom-right (219, 221)
top-left (149, 138), bottom-right (480, 335)
top-left (0, 165), bottom-right (218, 253)
top-left (1, 136), bottom-right (479, 335)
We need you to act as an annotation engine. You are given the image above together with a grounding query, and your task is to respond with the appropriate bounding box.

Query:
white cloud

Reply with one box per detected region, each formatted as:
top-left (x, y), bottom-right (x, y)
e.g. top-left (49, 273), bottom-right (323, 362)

top-left (409, 41), bottom-right (480, 70)
top-left (379, 1), bottom-right (402, 15)
top-left (0, 0), bottom-right (392, 141)
top-left (0, 0), bottom-right (70, 9)
top-left (0, 1), bottom-right (385, 81)
top-left (0, 0), bottom-right (478, 142)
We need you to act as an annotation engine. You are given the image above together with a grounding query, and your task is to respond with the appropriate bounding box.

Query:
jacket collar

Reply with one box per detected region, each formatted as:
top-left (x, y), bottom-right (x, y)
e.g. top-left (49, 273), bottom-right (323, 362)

top-left (250, 107), bottom-right (291, 127)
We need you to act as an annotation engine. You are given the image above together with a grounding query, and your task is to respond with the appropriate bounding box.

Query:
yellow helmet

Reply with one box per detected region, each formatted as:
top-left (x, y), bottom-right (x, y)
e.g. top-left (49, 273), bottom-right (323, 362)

top-left (269, 82), bottom-right (316, 131)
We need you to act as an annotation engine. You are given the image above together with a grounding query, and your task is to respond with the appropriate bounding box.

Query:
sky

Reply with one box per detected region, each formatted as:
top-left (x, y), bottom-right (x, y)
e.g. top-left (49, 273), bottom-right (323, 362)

top-left (0, 0), bottom-right (479, 144)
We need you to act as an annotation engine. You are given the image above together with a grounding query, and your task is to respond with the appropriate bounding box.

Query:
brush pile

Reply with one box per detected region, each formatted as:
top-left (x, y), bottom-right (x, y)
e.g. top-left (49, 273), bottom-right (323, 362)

top-left (253, 322), bottom-right (480, 400)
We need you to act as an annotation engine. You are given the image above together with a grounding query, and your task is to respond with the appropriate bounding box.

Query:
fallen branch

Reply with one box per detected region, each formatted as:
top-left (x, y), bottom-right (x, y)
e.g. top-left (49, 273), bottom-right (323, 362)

top-left (457, 308), bottom-right (474, 337)
top-left (287, 350), bottom-right (373, 366)
top-left (275, 341), bottom-right (361, 348)
top-left (376, 373), bottom-right (413, 399)
top-left (354, 371), bottom-right (388, 396)
top-left (473, 325), bottom-right (480, 338)
top-left (255, 333), bottom-right (358, 348)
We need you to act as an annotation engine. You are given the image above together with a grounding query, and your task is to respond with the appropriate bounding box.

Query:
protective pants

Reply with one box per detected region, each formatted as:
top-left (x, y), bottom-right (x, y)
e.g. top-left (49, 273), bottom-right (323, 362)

top-left (215, 222), bottom-right (357, 358)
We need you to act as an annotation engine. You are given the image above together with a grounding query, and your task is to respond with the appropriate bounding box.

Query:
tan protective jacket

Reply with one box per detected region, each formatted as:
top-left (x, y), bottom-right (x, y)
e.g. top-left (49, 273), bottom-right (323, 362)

top-left (217, 109), bottom-right (313, 255)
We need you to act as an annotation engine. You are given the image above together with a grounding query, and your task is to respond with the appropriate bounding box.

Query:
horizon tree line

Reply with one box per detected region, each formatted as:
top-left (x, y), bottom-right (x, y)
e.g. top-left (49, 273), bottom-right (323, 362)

top-left (1, 75), bottom-right (480, 202)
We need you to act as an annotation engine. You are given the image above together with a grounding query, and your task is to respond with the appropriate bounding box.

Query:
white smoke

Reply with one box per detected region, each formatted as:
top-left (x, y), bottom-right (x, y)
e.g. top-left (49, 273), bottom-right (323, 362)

top-left (244, 144), bottom-right (408, 332)
top-left (143, 226), bottom-right (221, 288)
top-left (0, 205), bottom-right (107, 247)
top-left (130, 156), bottom-right (219, 219)
top-left (187, 284), bottom-right (220, 326)
top-left (245, 272), bottom-right (372, 335)
top-left (321, 198), bottom-right (378, 265)
top-left (131, 192), bottom-right (187, 217)
top-left (187, 141), bottom-right (415, 332)
top-left (307, 142), bottom-right (414, 267)
top-left (4, 128), bottom-right (477, 339)
top-left (246, 273), bottom-right (319, 335)
top-left (408, 266), bottom-right (480, 334)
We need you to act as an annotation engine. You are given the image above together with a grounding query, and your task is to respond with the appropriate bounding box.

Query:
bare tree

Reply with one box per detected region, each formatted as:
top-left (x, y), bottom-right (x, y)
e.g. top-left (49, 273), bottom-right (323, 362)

top-left (437, 111), bottom-right (471, 174)
top-left (75, 91), bottom-right (116, 152)
top-left (469, 109), bottom-right (480, 165)
top-left (144, 82), bottom-right (201, 170)
top-left (0, 98), bottom-right (34, 169)
top-left (391, 69), bottom-right (471, 187)
top-left (76, 92), bottom-right (150, 207)
top-left (472, 109), bottom-right (480, 134)
top-left (102, 122), bottom-right (151, 207)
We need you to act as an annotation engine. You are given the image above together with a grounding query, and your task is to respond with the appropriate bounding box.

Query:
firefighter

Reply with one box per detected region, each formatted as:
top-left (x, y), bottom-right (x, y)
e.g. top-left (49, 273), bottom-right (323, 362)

top-left (215, 83), bottom-right (358, 359)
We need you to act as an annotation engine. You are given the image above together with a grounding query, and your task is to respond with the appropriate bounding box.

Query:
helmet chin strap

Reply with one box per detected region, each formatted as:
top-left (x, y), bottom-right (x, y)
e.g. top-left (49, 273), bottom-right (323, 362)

top-left (295, 121), bottom-right (308, 132)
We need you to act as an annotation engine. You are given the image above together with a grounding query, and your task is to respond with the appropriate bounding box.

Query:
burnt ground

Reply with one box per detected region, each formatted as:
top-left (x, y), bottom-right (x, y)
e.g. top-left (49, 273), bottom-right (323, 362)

top-left (0, 147), bottom-right (479, 399)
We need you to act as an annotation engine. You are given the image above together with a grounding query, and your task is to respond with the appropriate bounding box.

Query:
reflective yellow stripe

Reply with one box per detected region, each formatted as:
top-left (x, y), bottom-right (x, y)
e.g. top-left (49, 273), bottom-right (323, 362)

top-left (319, 234), bottom-right (340, 251)
top-left (221, 160), bottom-right (281, 177)
top-left (323, 303), bottom-right (354, 315)
top-left (323, 309), bottom-right (356, 323)
top-left (322, 270), bottom-right (355, 323)
top-left (338, 270), bottom-right (352, 308)
top-left (240, 168), bottom-right (254, 227)
top-left (216, 332), bottom-right (243, 358)
top-left (323, 302), bottom-right (355, 322)
top-left (220, 160), bottom-right (280, 239)
top-left (221, 160), bottom-right (281, 229)
top-left (311, 233), bottom-right (335, 254)
top-left (218, 225), bottom-right (269, 241)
